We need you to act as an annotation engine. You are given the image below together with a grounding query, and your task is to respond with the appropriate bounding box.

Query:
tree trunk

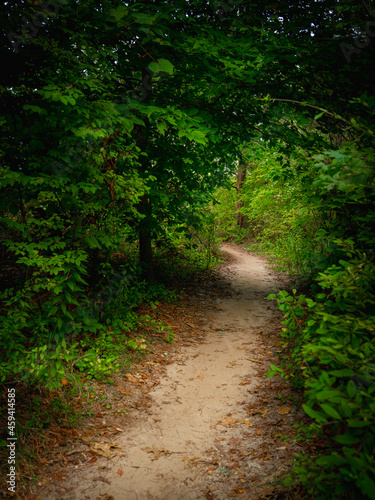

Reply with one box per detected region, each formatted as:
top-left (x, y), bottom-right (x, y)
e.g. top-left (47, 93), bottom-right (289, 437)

top-left (137, 194), bottom-right (156, 283)
top-left (139, 229), bottom-right (155, 283)
top-left (235, 160), bottom-right (248, 229)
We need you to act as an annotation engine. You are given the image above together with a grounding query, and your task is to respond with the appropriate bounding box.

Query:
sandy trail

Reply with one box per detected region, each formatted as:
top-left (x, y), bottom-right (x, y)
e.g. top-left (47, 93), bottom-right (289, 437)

top-left (43, 244), bottom-right (285, 500)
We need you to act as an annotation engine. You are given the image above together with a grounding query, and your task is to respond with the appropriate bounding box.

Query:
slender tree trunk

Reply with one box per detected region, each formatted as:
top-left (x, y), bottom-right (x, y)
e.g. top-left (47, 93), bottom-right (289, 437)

top-left (139, 230), bottom-right (155, 283)
top-left (235, 159), bottom-right (248, 229)
top-left (138, 194), bottom-right (156, 283)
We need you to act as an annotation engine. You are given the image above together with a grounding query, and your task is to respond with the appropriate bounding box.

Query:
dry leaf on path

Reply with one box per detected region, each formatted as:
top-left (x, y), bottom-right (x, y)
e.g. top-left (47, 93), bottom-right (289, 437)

top-left (219, 418), bottom-right (253, 427)
top-left (186, 322), bottom-right (197, 328)
top-left (219, 417), bottom-right (236, 426)
top-left (141, 446), bottom-right (172, 460)
top-left (277, 405), bottom-right (291, 415)
top-left (125, 373), bottom-right (138, 383)
top-left (116, 469), bottom-right (123, 476)
top-left (228, 489), bottom-right (248, 497)
top-left (246, 358), bottom-right (263, 364)
top-left (90, 442), bottom-right (122, 459)
top-left (182, 455), bottom-right (201, 465)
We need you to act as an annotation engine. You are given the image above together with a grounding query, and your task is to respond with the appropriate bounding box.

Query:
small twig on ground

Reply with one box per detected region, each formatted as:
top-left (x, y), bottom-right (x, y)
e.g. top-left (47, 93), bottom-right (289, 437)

top-left (246, 358), bottom-right (263, 364)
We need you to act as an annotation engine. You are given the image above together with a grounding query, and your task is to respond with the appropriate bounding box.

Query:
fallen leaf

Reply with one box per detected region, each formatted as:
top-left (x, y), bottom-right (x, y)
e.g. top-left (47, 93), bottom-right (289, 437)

top-left (186, 322), bottom-right (197, 328)
top-left (90, 442), bottom-right (122, 459)
top-left (277, 405), bottom-right (291, 415)
top-left (237, 418), bottom-right (253, 427)
top-left (182, 455), bottom-right (201, 463)
top-left (219, 418), bottom-right (252, 427)
top-left (246, 358), bottom-right (263, 364)
top-left (116, 468), bottom-right (123, 476)
top-left (88, 456), bottom-right (97, 464)
top-left (228, 489), bottom-right (248, 497)
top-left (61, 379), bottom-right (68, 385)
top-left (255, 429), bottom-right (262, 435)
top-left (141, 446), bottom-right (172, 460)
top-left (219, 417), bottom-right (236, 426)
top-left (125, 373), bottom-right (138, 383)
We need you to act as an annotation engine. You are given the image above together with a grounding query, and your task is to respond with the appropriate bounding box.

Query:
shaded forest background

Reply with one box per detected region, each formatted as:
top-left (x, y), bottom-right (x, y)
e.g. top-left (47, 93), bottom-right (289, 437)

top-left (1, 0), bottom-right (375, 497)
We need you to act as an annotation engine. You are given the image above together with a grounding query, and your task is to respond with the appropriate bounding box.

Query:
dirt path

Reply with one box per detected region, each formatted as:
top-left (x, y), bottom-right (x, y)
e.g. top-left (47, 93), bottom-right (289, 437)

top-left (39, 244), bottom-right (303, 500)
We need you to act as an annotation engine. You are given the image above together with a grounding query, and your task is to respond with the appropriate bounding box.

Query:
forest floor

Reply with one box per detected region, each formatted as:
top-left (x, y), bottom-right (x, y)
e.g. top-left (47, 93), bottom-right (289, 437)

top-left (26, 243), bottom-right (310, 500)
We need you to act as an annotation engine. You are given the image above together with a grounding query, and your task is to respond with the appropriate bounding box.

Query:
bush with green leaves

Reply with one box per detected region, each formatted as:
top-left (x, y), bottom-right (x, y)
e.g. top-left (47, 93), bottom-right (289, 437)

top-left (266, 138), bottom-right (375, 497)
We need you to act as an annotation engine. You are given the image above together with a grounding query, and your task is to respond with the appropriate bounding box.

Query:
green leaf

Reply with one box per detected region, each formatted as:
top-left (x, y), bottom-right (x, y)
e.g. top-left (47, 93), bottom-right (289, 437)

top-left (347, 419), bottom-right (371, 428)
top-left (302, 404), bottom-right (327, 422)
top-left (320, 404), bottom-right (341, 420)
top-left (156, 121), bottom-right (168, 135)
top-left (334, 433), bottom-right (361, 445)
top-left (316, 454), bottom-right (346, 466)
top-left (357, 475), bottom-right (375, 497)
top-left (189, 129), bottom-right (207, 144)
top-left (314, 112), bottom-right (325, 120)
top-left (133, 13), bottom-right (155, 25)
top-left (109, 6), bottom-right (128, 21)
top-left (347, 379), bottom-right (356, 398)
top-left (148, 58), bottom-right (174, 75)
top-left (315, 389), bottom-right (340, 401)
top-left (66, 96), bottom-right (76, 106)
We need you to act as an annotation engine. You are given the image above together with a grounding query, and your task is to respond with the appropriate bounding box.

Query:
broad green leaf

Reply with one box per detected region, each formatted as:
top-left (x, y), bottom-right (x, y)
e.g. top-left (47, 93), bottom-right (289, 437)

top-left (133, 13), bottom-right (155, 25)
top-left (334, 433), bottom-right (361, 445)
top-left (320, 404), bottom-right (341, 420)
top-left (148, 58), bottom-right (174, 75)
top-left (189, 129), bottom-right (207, 144)
top-left (347, 419), bottom-right (371, 428)
top-left (109, 6), bottom-right (128, 21)
top-left (302, 404), bottom-right (327, 422)
top-left (316, 454), bottom-right (346, 466)
top-left (347, 379), bottom-right (357, 398)
top-left (156, 121), bottom-right (168, 135)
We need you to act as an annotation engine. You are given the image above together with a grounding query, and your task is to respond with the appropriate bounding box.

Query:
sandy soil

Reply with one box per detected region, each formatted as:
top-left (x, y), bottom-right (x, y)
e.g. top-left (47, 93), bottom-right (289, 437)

top-left (37, 244), bottom-right (302, 500)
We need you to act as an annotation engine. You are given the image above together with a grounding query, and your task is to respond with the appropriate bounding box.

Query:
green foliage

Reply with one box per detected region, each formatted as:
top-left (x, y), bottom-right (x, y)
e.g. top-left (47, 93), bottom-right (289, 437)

top-left (1, 1), bottom-right (375, 493)
top-left (211, 186), bottom-right (244, 241)
top-left (268, 237), bottom-right (375, 497)
top-left (0, 251), bottom-right (177, 389)
top-left (183, 209), bottom-right (224, 270)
